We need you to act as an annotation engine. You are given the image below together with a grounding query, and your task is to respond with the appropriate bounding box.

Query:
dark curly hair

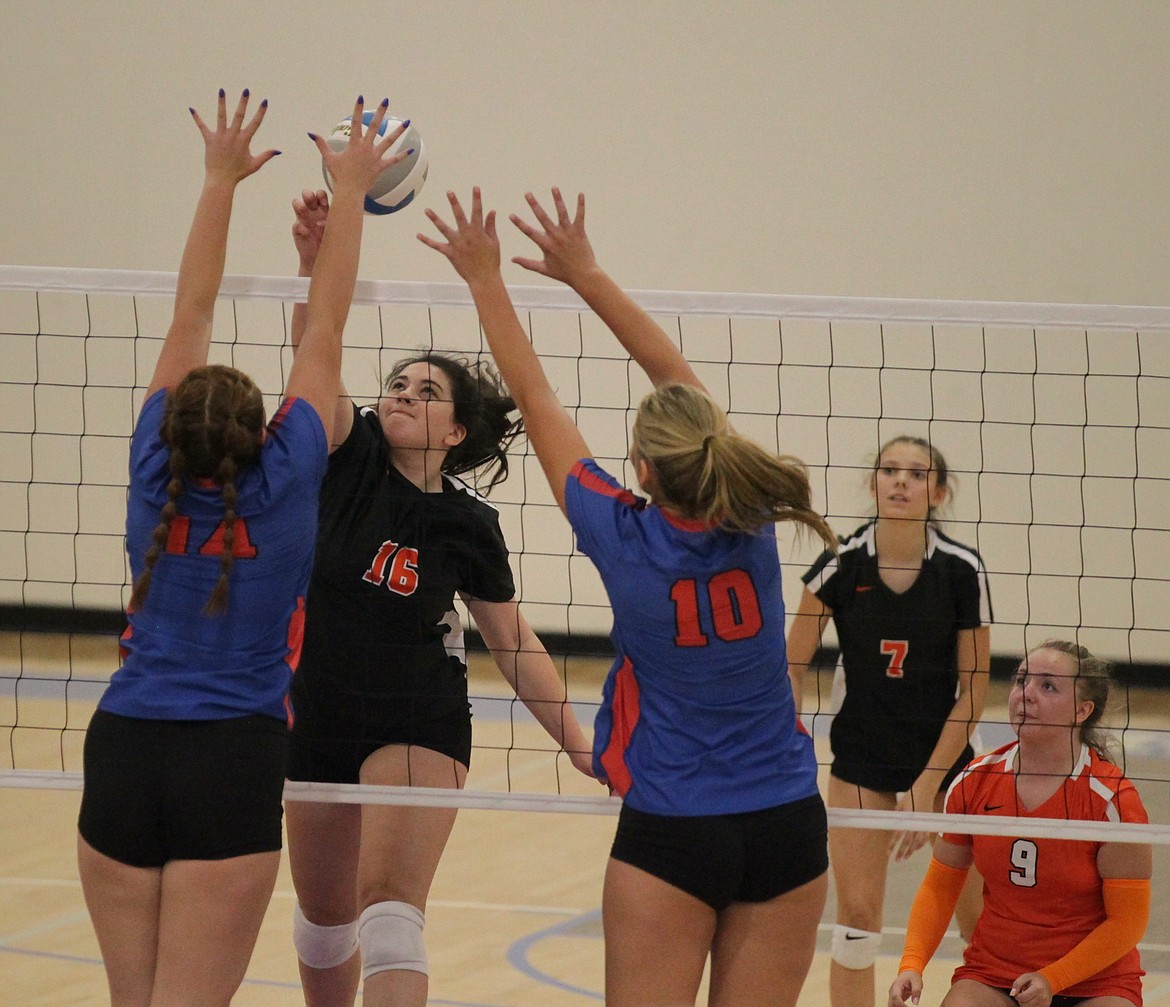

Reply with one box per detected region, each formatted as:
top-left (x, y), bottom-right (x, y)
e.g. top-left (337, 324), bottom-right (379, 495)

top-left (385, 352), bottom-right (522, 494)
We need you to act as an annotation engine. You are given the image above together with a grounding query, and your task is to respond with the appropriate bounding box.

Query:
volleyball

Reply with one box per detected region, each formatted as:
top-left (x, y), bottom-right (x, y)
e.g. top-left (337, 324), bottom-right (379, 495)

top-left (322, 111), bottom-right (428, 215)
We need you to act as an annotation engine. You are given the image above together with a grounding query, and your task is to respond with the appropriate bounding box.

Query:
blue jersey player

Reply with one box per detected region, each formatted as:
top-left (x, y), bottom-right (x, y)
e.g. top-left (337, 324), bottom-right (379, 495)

top-left (76, 92), bottom-right (407, 1007)
top-left (422, 186), bottom-right (836, 1007)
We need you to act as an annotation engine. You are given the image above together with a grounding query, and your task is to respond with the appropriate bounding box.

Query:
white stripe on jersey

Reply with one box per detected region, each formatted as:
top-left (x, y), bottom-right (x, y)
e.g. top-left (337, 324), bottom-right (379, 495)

top-left (805, 523), bottom-right (874, 594)
top-left (944, 742), bottom-right (1015, 805)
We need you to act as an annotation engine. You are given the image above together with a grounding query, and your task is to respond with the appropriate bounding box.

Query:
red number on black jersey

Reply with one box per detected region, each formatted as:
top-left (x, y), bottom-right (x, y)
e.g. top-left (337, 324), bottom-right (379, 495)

top-left (670, 569), bottom-right (763, 647)
top-left (880, 638), bottom-right (909, 678)
top-left (163, 515), bottom-right (258, 559)
top-left (362, 539), bottom-right (420, 596)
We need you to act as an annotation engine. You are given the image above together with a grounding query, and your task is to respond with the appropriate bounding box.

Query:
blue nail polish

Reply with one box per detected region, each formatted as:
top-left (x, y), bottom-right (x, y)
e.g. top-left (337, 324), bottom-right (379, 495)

top-left (243, 87), bottom-right (250, 97)
top-left (188, 107), bottom-right (195, 115)
top-left (307, 132), bottom-right (318, 141)
top-left (406, 149), bottom-right (415, 156)
top-left (273, 150), bottom-right (282, 156)
top-left (218, 88), bottom-right (225, 98)
top-left (402, 119), bottom-right (411, 128)
top-left (381, 98), bottom-right (389, 107)
top-left (357, 95), bottom-right (364, 104)
top-left (260, 98), bottom-right (268, 108)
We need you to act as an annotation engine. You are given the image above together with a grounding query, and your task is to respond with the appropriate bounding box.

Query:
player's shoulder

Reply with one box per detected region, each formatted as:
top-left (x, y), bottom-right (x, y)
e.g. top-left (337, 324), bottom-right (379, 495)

top-left (804, 522), bottom-right (871, 582)
top-left (927, 526), bottom-right (986, 573)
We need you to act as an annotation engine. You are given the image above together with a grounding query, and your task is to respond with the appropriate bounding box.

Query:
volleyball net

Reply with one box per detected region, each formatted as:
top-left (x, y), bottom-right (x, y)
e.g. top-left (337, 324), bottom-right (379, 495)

top-left (1, 264), bottom-right (1168, 845)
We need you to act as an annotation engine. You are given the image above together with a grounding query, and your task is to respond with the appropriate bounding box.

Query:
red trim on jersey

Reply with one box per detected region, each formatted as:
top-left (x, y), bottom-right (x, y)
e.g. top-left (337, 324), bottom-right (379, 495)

top-left (285, 596), bottom-right (306, 674)
top-left (660, 510), bottom-right (717, 532)
top-left (118, 621), bottom-right (132, 662)
top-left (192, 476), bottom-right (218, 489)
top-left (570, 460), bottom-right (640, 508)
top-left (268, 397), bottom-right (297, 431)
top-left (600, 657), bottom-right (640, 797)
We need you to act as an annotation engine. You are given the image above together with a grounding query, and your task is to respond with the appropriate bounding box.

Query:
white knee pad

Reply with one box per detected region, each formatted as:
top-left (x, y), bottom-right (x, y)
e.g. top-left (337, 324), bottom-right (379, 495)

top-left (830, 925), bottom-right (883, 970)
top-left (293, 903), bottom-right (359, 970)
top-left (358, 900), bottom-right (428, 980)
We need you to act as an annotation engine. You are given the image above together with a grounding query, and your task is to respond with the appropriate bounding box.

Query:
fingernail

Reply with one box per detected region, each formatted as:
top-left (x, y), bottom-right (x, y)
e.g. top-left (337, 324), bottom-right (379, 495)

top-left (381, 98), bottom-right (389, 108)
top-left (260, 98), bottom-right (268, 108)
top-left (273, 150), bottom-right (282, 156)
top-left (307, 132), bottom-right (318, 141)
top-left (218, 88), bottom-right (225, 98)
top-left (406, 148), bottom-right (415, 156)
top-left (357, 95), bottom-right (364, 104)
top-left (401, 119), bottom-right (410, 128)
top-left (243, 88), bottom-right (250, 97)
top-left (188, 107), bottom-right (196, 116)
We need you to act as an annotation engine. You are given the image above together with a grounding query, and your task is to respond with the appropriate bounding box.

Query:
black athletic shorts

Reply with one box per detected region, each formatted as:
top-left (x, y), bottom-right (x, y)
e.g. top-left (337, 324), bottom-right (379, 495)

top-left (609, 794), bottom-right (829, 911)
top-left (991, 989), bottom-right (1088, 1007)
top-left (78, 709), bottom-right (288, 868)
top-left (830, 742), bottom-right (974, 795)
top-left (287, 686), bottom-right (472, 784)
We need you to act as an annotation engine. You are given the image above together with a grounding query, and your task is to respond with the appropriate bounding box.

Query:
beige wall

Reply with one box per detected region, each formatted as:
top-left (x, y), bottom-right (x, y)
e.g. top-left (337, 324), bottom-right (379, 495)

top-left (2, 3), bottom-right (1168, 665)
top-left (2, 2), bottom-right (1168, 303)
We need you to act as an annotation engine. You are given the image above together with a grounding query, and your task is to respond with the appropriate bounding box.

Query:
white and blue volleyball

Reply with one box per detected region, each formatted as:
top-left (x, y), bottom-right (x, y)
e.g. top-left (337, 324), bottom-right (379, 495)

top-left (322, 112), bottom-right (428, 215)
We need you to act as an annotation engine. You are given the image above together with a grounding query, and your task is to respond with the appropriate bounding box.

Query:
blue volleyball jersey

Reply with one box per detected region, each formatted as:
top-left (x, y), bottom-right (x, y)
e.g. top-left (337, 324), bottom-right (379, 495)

top-left (101, 387), bottom-right (328, 722)
top-left (565, 458), bottom-right (820, 817)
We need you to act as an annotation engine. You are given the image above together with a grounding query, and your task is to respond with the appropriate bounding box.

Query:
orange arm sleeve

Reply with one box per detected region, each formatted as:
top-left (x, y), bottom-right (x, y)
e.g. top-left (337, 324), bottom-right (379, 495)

top-left (898, 856), bottom-right (969, 975)
top-left (1038, 877), bottom-right (1150, 994)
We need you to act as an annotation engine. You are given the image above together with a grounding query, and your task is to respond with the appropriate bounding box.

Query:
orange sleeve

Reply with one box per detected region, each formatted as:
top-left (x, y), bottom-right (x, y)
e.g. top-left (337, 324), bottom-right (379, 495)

top-left (1038, 878), bottom-right (1149, 993)
top-left (898, 856), bottom-right (969, 975)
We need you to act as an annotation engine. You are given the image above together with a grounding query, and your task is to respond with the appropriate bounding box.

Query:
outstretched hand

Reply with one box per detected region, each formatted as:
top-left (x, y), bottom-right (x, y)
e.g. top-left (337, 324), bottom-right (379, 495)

top-left (292, 189), bottom-right (330, 273)
top-left (418, 187), bottom-right (502, 287)
top-left (309, 97), bottom-right (409, 201)
top-left (189, 88), bottom-right (280, 184)
top-left (510, 188), bottom-right (598, 285)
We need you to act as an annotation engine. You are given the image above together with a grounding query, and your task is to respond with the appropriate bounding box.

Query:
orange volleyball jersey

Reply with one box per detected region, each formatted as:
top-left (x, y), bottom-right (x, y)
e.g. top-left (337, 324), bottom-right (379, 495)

top-left (943, 742), bottom-right (1147, 1001)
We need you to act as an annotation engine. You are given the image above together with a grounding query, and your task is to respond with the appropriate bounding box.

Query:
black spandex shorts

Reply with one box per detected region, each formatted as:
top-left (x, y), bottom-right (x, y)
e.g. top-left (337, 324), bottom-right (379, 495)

top-left (78, 709), bottom-right (288, 868)
top-left (831, 742), bottom-right (974, 795)
top-left (609, 794), bottom-right (828, 911)
top-left (287, 688), bottom-right (472, 784)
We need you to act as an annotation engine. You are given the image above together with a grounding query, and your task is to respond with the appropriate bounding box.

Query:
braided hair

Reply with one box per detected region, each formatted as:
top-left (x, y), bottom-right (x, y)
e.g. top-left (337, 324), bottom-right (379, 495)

top-left (385, 352), bottom-right (522, 494)
top-left (128, 365), bottom-right (265, 616)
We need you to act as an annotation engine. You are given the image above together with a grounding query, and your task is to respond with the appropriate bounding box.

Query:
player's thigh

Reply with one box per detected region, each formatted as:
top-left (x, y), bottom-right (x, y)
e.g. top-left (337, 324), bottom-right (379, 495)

top-left (77, 834), bottom-right (162, 1006)
top-left (356, 744), bottom-right (467, 908)
top-left (151, 851), bottom-right (281, 1007)
top-left (827, 776), bottom-right (896, 919)
top-left (602, 856), bottom-right (715, 1007)
top-left (285, 798), bottom-right (362, 920)
top-left (709, 872), bottom-right (828, 1007)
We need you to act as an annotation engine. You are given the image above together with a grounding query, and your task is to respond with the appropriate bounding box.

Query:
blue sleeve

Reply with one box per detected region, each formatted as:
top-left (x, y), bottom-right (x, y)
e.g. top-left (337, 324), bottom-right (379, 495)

top-left (564, 459), bottom-right (645, 575)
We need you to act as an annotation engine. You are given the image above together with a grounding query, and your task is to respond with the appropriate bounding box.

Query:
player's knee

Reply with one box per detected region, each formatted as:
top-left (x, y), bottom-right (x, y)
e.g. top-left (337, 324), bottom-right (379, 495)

top-left (293, 902), bottom-right (359, 970)
top-left (358, 900), bottom-right (427, 980)
top-left (830, 924), bottom-right (882, 970)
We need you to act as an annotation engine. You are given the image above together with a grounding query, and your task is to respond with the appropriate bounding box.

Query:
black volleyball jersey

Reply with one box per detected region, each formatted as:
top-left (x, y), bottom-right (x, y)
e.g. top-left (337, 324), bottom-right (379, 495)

top-left (293, 404), bottom-right (514, 709)
top-left (802, 522), bottom-right (992, 756)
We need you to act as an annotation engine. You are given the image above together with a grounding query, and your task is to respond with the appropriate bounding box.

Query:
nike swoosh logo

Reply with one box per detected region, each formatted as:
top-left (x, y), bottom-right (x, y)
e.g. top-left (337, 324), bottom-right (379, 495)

top-left (984, 804), bottom-right (1004, 811)
top-left (844, 933), bottom-right (869, 940)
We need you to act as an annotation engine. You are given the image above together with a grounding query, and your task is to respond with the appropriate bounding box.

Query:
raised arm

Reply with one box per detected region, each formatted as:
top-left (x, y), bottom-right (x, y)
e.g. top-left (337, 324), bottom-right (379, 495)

top-left (285, 99), bottom-right (410, 445)
top-left (146, 89), bottom-right (279, 401)
top-left (510, 188), bottom-right (702, 391)
top-left (418, 188), bottom-right (588, 515)
top-left (288, 189), bottom-right (355, 449)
